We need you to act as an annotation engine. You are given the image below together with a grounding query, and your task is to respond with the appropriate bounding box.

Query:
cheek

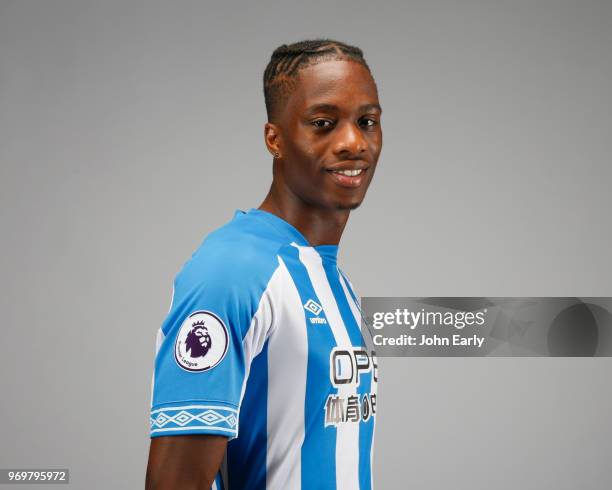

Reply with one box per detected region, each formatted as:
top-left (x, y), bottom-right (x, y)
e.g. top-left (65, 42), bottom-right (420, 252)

top-left (372, 131), bottom-right (383, 156)
top-left (287, 145), bottom-right (323, 175)
top-left (286, 125), bottom-right (326, 161)
top-left (291, 132), bottom-right (316, 157)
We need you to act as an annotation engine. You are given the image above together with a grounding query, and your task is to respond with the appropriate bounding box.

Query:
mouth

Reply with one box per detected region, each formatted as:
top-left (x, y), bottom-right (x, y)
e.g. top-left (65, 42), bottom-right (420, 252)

top-left (325, 166), bottom-right (368, 188)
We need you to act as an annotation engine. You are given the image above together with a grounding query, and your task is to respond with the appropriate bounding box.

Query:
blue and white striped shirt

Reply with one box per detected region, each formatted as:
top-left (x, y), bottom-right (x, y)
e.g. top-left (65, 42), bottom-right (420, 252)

top-left (150, 208), bottom-right (378, 489)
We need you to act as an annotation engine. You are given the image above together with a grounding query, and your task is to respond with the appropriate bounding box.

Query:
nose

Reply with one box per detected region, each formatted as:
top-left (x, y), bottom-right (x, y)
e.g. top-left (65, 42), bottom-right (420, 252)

top-left (333, 121), bottom-right (367, 157)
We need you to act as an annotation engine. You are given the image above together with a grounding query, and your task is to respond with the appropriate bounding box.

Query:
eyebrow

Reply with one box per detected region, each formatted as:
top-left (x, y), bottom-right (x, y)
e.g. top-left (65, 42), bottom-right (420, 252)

top-left (304, 103), bottom-right (382, 116)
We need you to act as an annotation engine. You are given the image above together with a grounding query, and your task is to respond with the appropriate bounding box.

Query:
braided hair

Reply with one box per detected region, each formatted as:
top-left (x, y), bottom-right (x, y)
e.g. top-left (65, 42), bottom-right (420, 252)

top-left (263, 38), bottom-right (373, 122)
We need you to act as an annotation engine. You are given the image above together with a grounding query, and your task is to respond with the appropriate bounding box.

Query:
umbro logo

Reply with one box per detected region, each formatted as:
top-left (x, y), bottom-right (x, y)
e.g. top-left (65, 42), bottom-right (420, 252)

top-left (304, 299), bottom-right (327, 325)
top-left (304, 299), bottom-right (322, 315)
top-left (310, 317), bottom-right (327, 325)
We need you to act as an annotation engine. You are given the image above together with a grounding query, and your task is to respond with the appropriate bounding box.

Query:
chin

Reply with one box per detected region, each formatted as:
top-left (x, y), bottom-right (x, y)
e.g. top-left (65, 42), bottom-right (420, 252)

top-left (334, 199), bottom-right (363, 211)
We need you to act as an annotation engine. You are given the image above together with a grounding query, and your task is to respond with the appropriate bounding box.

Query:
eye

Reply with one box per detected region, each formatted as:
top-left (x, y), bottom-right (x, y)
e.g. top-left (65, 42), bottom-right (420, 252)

top-left (311, 119), bottom-right (335, 130)
top-left (360, 117), bottom-right (378, 129)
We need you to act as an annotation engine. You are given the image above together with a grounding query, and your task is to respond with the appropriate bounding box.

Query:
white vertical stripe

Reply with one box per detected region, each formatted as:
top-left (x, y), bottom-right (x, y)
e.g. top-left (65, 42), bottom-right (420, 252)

top-left (233, 264), bottom-right (279, 439)
top-left (211, 479), bottom-right (218, 490)
top-left (296, 245), bottom-right (360, 490)
top-left (266, 257), bottom-right (307, 489)
top-left (338, 268), bottom-right (362, 330)
top-left (239, 265), bottom-right (278, 400)
top-left (339, 269), bottom-right (378, 489)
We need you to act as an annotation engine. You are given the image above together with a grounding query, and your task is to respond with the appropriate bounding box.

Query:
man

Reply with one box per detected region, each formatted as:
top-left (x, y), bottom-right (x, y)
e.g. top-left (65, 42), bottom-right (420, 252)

top-left (146, 39), bottom-right (383, 490)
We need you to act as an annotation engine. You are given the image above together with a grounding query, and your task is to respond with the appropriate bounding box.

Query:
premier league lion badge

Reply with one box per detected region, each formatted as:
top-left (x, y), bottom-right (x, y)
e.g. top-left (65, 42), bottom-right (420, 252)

top-left (174, 311), bottom-right (229, 372)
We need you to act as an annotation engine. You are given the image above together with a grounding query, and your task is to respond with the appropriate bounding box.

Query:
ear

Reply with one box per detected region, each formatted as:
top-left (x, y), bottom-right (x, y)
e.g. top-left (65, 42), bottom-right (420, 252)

top-left (264, 122), bottom-right (282, 159)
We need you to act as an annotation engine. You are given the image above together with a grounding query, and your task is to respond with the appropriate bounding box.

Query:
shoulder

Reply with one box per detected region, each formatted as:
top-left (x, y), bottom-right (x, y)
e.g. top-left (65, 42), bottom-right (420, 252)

top-left (177, 216), bottom-right (283, 290)
top-left (166, 215), bottom-right (285, 339)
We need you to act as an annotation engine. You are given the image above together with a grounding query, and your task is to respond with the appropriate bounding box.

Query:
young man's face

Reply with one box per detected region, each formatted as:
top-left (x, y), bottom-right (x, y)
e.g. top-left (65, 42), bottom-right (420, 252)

top-left (274, 60), bottom-right (383, 211)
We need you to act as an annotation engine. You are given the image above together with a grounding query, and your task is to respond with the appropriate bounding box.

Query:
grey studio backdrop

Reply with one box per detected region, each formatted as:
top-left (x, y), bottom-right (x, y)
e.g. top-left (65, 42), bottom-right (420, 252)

top-left (1, 1), bottom-right (611, 489)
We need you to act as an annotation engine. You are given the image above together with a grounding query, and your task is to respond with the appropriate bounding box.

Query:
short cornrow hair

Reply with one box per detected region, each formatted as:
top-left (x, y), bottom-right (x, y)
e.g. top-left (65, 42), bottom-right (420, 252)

top-left (263, 38), bottom-right (373, 122)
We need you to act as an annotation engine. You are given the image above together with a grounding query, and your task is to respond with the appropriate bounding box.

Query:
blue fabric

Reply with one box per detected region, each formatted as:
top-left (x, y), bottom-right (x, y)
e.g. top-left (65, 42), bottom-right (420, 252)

top-left (150, 210), bottom-right (282, 439)
top-left (149, 208), bottom-right (377, 490)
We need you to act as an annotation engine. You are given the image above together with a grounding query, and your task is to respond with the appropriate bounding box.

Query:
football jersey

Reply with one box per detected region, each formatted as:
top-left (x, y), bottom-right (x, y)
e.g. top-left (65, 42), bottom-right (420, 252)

top-left (149, 208), bottom-right (378, 490)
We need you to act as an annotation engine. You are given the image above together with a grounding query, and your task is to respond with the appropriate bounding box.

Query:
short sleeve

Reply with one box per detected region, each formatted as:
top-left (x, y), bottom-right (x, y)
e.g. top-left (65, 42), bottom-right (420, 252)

top-left (149, 240), bottom-right (278, 440)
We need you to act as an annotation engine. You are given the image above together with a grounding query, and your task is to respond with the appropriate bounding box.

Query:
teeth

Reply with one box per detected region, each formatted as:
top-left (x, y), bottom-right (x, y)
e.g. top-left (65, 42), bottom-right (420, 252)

top-left (333, 169), bottom-right (363, 177)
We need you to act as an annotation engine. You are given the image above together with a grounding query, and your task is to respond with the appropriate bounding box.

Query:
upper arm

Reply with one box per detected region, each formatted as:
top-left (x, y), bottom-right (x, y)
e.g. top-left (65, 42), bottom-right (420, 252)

top-left (146, 434), bottom-right (227, 490)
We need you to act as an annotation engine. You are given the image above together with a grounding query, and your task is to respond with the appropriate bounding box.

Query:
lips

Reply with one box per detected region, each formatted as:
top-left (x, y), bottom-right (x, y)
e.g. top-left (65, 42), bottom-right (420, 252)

top-left (326, 166), bottom-right (369, 188)
top-left (325, 160), bottom-right (369, 173)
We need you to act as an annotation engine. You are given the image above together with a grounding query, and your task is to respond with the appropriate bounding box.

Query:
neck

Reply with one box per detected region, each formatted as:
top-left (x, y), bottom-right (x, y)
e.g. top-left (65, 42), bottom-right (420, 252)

top-left (258, 184), bottom-right (350, 247)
